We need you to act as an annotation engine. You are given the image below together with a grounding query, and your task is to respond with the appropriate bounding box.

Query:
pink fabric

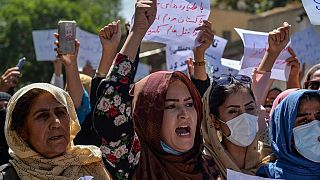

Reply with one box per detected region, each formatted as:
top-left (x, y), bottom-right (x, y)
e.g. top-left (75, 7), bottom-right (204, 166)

top-left (251, 69), bottom-right (272, 132)
top-left (270, 88), bottom-right (299, 114)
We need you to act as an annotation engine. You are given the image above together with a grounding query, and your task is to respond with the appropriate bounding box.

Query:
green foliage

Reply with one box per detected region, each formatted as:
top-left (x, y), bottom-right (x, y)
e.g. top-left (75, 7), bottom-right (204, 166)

top-left (215, 0), bottom-right (300, 13)
top-left (0, 0), bottom-right (122, 86)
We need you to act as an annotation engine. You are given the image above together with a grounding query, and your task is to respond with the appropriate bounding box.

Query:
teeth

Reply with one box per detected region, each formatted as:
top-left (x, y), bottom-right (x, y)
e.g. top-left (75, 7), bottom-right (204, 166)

top-left (178, 132), bottom-right (190, 136)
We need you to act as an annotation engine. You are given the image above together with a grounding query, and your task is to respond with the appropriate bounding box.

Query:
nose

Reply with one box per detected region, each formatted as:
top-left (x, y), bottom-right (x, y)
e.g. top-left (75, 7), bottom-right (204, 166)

top-left (178, 106), bottom-right (189, 120)
top-left (50, 113), bottom-right (62, 129)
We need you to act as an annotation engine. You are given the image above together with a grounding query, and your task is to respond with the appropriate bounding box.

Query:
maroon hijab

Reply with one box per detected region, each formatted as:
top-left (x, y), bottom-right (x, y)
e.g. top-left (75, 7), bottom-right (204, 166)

top-left (131, 71), bottom-right (220, 180)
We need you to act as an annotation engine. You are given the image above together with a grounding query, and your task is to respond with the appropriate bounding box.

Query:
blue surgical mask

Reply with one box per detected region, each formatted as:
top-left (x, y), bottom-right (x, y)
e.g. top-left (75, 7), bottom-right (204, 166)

top-left (293, 120), bottom-right (320, 163)
top-left (160, 141), bottom-right (184, 155)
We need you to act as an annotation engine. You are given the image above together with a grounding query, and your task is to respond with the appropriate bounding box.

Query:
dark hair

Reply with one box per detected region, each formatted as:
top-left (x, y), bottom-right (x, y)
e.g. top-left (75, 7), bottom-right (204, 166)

top-left (209, 82), bottom-right (255, 118)
top-left (304, 64), bottom-right (320, 88)
top-left (11, 88), bottom-right (47, 131)
top-left (268, 87), bottom-right (282, 94)
top-left (299, 92), bottom-right (320, 108)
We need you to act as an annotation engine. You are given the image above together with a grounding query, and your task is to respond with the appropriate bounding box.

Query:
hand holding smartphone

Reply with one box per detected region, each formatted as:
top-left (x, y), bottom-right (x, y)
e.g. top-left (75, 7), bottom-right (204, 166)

top-left (58, 20), bottom-right (76, 54)
top-left (16, 57), bottom-right (26, 70)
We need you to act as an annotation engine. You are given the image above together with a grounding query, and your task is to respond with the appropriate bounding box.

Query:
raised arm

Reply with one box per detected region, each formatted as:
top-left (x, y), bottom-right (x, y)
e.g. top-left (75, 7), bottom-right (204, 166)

top-left (92, 1), bottom-right (157, 178)
top-left (258, 22), bottom-right (290, 72)
top-left (193, 20), bottom-right (214, 81)
top-left (285, 47), bottom-right (301, 89)
top-left (253, 22), bottom-right (291, 106)
top-left (54, 34), bottom-right (84, 109)
top-left (191, 20), bottom-right (214, 96)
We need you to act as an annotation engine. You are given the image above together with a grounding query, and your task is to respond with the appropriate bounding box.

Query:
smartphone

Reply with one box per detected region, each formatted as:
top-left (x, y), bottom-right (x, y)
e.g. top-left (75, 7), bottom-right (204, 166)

top-left (16, 57), bottom-right (26, 70)
top-left (58, 20), bottom-right (76, 54)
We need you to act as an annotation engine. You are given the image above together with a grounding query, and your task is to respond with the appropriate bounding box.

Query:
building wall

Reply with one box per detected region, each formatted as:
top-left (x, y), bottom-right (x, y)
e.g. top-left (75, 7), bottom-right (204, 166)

top-left (208, 8), bottom-right (255, 42)
top-left (248, 3), bottom-right (309, 34)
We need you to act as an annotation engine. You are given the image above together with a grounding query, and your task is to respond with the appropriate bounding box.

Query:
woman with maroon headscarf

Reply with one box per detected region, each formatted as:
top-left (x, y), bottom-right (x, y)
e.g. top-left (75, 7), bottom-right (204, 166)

top-left (91, 0), bottom-right (221, 179)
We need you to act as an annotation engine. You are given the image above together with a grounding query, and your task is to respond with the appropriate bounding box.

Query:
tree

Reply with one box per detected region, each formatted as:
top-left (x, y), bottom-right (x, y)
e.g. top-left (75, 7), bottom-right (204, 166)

top-left (0, 0), bottom-right (122, 86)
top-left (213, 0), bottom-right (301, 13)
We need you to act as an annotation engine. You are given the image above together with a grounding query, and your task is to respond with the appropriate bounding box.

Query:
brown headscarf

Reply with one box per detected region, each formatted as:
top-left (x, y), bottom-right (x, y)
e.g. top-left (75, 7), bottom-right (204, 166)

top-left (130, 71), bottom-right (220, 180)
top-left (201, 83), bottom-right (272, 180)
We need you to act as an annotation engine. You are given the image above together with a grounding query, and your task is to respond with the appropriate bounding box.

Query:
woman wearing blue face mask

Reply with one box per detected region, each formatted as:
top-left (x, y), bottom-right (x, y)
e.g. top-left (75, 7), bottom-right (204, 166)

top-left (256, 90), bottom-right (320, 179)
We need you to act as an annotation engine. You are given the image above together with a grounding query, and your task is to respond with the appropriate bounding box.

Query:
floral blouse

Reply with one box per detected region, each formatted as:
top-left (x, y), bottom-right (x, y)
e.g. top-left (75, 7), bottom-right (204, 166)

top-left (92, 54), bottom-right (140, 180)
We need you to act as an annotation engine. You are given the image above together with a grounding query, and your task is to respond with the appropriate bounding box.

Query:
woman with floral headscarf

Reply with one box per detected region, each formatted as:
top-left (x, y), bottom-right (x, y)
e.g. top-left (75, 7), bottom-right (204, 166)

top-left (91, 0), bottom-right (221, 179)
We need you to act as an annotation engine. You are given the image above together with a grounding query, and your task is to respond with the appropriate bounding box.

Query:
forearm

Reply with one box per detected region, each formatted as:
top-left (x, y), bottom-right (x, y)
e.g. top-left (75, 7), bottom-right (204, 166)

top-left (97, 50), bottom-right (117, 76)
top-left (120, 31), bottom-right (144, 61)
top-left (193, 49), bottom-right (207, 80)
top-left (65, 63), bottom-right (84, 108)
top-left (286, 71), bottom-right (301, 89)
top-left (258, 50), bottom-right (280, 72)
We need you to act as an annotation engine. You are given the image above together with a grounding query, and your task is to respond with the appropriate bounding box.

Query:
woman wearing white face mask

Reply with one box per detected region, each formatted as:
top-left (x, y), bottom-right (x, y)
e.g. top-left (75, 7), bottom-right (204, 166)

top-left (200, 75), bottom-right (272, 179)
top-left (256, 90), bottom-right (320, 179)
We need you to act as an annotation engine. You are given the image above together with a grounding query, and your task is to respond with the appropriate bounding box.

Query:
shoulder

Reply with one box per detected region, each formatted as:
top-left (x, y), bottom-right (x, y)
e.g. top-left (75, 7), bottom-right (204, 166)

top-left (0, 163), bottom-right (20, 180)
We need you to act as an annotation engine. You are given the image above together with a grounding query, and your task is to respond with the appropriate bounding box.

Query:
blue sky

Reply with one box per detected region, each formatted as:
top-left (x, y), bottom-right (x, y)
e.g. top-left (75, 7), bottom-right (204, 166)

top-left (120, 0), bottom-right (135, 21)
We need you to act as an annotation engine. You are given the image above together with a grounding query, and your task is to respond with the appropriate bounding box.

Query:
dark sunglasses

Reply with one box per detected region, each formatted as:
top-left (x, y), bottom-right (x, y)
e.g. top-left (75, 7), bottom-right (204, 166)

top-left (212, 74), bottom-right (252, 87)
top-left (304, 80), bottom-right (320, 90)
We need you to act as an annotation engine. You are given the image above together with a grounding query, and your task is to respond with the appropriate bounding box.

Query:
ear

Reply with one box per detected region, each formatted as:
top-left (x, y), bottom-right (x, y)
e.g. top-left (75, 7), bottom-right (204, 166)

top-left (209, 114), bottom-right (220, 129)
top-left (18, 127), bottom-right (28, 141)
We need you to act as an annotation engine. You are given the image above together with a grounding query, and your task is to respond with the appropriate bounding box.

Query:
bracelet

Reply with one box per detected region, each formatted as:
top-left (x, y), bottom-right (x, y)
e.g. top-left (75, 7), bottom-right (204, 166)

top-left (192, 60), bottom-right (206, 66)
top-left (95, 70), bottom-right (107, 78)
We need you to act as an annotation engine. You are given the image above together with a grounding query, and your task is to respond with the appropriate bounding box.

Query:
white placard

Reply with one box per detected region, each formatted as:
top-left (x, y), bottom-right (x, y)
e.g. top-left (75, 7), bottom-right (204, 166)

top-left (166, 45), bottom-right (192, 71)
top-left (205, 36), bottom-right (228, 65)
top-left (143, 0), bottom-right (211, 45)
top-left (134, 62), bottom-right (151, 82)
top-left (32, 28), bottom-right (102, 70)
top-left (76, 28), bottom-right (102, 70)
top-left (165, 35), bottom-right (228, 72)
top-left (291, 26), bottom-right (320, 67)
top-left (301, 0), bottom-right (320, 25)
top-left (32, 29), bottom-right (57, 61)
top-left (206, 58), bottom-right (240, 79)
top-left (235, 28), bottom-right (292, 81)
top-left (227, 169), bottom-right (282, 180)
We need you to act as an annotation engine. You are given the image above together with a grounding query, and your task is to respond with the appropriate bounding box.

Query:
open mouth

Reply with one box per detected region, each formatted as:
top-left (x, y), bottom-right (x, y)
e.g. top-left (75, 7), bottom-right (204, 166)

top-left (48, 135), bottom-right (64, 141)
top-left (175, 126), bottom-right (191, 137)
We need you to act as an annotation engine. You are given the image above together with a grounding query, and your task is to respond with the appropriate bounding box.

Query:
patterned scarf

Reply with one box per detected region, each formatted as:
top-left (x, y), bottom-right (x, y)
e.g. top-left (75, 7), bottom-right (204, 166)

top-left (5, 83), bottom-right (110, 180)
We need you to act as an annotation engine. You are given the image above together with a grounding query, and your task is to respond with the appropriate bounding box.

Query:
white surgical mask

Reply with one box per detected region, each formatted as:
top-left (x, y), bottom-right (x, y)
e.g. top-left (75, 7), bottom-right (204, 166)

top-left (218, 113), bottom-right (258, 147)
top-left (293, 120), bottom-right (320, 163)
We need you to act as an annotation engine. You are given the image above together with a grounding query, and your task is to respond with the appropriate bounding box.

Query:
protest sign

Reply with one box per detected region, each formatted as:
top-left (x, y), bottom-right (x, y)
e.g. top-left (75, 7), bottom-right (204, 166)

top-left (134, 63), bottom-right (151, 82)
top-left (32, 28), bottom-right (102, 70)
top-left (227, 169), bottom-right (283, 180)
top-left (291, 26), bottom-right (320, 68)
top-left (205, 36), bottom-right (228, 65)
top-left (76, 28), bottom-right (102, 70)
top-left (301, 0), bottom-right (320, 25)
top-left (143, 0), bottom-right (210, 45)
top-left (166, 45), bottom-right (192, 71)
top-left (206, 58), bottom-right (240, 79)
top-left (166, 35), bottom-right (228, 72)
top-left (235, 28), bottom-right (292, 81)
top-left (32, 29), bottom-right (57, 61)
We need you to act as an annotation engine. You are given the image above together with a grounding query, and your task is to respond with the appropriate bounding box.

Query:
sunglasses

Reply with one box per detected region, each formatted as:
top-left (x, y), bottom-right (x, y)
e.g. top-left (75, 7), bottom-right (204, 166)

top-left (304, 80), bottom-right (320, 90)
top-left (212, 74), bottom-right (252, 87)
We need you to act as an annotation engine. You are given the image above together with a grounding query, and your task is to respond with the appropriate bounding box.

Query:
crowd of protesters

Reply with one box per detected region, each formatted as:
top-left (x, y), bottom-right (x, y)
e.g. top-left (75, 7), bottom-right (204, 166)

top-left (0, 0), bottom-right (319, 179)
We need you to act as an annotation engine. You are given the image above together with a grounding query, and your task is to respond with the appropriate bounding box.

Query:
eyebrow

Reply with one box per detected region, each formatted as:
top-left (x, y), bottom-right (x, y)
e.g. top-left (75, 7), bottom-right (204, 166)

top-left (165, 97), bottom-right (192, 102)
top-left (32, 106), bottom-right (66, 116)
top-left (226, 101), bottom-right (254, 108)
